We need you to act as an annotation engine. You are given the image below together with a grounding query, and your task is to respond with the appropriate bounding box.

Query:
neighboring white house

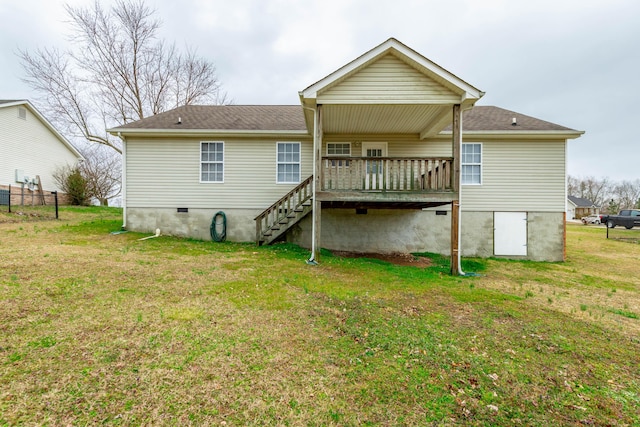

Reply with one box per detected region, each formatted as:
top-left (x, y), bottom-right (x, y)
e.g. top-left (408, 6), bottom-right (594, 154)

top-left (0, 100), bottom-right (83, 201)
top-left (109, 38), bottom-right (583, 269)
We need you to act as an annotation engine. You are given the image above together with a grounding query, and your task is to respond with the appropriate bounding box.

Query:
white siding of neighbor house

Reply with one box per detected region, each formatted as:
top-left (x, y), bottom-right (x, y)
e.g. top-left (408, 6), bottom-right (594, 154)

top-left (318, 54), bottom-right (461, 104)
top-left (125, 137), bottom-right (313, 209)
top-left (0, 104), bottom-right (81, 191)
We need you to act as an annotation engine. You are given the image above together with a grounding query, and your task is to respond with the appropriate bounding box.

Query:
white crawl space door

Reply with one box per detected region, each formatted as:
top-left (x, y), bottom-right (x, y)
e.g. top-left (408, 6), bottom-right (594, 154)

top-left (494, 212), bottom-right (528, 256)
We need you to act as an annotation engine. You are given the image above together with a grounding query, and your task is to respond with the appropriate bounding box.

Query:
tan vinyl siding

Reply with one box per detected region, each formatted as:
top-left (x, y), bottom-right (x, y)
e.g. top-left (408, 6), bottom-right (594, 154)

top-left (321, 137), bottom-right (566, 212)
top-left (461, 140), bottom-right (567, 212)
top-left (318, 54), bottom-right (460, 104)
top-left (125, 137), bottom-right (312, 209)
top-left (0, 105), bottom-right (80, 190)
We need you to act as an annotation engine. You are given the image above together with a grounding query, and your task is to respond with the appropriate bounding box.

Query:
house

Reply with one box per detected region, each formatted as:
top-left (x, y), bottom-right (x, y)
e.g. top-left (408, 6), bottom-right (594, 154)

top-left (567, 195), bottom-right (599, 219)
top-left (108, 38), bottom-right (583, 271)
top-left (0, 100), bottom-right (83, 204)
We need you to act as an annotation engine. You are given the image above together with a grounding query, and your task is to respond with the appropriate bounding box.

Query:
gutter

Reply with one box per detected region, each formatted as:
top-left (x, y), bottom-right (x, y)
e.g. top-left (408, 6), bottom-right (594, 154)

top-left (106, 128), bottom-right (311, 139)
top-left (437, 130), bottom-right (585, 140)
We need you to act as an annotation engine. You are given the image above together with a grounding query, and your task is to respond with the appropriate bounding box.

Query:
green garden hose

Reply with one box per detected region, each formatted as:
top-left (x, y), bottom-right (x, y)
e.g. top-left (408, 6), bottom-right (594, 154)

top-left (211, 211), bottom-right (227, 242)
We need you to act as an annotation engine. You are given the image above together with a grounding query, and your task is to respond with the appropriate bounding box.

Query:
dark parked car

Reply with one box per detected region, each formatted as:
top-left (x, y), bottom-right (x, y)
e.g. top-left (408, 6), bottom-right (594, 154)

top-left (600, 209), bottom-right (640, 229)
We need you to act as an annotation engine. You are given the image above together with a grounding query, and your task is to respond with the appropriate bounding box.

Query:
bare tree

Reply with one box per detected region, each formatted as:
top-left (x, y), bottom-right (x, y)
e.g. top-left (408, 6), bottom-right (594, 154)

top-left (19, 0), bottom-right (227, 154)
top-left (612, 180), bottom-right (640, 210)
top-left (80, 146), bottom-right (122, 206)
top-left (567, 175), bottom-right (611, 207)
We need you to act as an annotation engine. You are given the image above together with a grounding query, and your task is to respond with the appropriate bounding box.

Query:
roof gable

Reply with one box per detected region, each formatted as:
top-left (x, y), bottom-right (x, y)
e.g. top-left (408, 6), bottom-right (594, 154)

top-left (317, 53), bottom-right (462, 104)
top-left (300, 38), bottom-right (483, 104)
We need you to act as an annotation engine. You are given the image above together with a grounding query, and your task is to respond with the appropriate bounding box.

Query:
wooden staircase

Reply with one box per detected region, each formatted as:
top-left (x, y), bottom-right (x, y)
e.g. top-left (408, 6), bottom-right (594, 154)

top-left (255, 175), bottom-right (313, 245)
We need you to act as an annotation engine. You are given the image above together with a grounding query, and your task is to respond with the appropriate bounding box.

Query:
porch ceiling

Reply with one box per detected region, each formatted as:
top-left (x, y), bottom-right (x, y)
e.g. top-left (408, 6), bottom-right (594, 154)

top-left (321, 104), bottom-right (451, 136)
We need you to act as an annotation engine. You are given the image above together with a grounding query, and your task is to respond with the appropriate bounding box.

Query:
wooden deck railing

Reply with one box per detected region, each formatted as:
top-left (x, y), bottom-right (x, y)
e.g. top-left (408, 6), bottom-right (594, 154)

top-left (255, 175), bottom-right (314, 244)
top-left (321, 157), bottom-right (453, 192)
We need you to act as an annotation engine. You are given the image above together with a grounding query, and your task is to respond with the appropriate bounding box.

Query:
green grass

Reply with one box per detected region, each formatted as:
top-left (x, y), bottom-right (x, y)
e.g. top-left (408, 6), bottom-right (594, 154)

top-left (0, 208), bottom-right (639, 425)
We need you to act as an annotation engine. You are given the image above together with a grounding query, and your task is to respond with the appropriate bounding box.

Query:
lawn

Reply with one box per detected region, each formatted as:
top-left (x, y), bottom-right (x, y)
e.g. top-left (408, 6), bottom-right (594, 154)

top-left (1, 208), bottom-right (639, 426)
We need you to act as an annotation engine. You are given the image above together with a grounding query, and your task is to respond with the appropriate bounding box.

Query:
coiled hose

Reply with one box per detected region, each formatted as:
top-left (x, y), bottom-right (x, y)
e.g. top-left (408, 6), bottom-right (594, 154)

top-left (210, 211), bottom-right (227, 242)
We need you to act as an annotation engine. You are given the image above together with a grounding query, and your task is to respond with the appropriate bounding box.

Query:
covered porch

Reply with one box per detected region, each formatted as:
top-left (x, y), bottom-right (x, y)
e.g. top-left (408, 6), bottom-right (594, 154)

top-left (304, 41), bottom-right (484, 274)
top-left (259, 38), bottom-right (484, 274)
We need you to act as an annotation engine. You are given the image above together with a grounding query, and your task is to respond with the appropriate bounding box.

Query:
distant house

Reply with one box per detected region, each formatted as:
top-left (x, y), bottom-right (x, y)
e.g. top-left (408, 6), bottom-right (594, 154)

top-left (0, 100), bottom-right (83, 205)
top-left (109, 38), bottom-right (583, 270)
top-left (567, 195), bottom-right (599, 219)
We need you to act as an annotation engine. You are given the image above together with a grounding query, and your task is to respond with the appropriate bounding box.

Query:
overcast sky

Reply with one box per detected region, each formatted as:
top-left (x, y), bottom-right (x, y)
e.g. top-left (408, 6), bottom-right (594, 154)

top-left (1, 0), bottom-right (639, 181)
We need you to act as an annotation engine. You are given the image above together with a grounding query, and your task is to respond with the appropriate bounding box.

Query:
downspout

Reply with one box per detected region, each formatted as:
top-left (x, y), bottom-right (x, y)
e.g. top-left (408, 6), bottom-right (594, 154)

top-left (457, 107), bottom-right (465, 276)
top-left (302, 105), bottom-right (318, 264)
top-left (117, 132), bottom-right (127, 229)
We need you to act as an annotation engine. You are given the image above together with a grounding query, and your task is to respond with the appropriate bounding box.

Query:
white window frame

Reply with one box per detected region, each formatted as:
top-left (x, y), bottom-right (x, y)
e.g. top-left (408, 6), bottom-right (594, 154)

top-left (461, 143), bottom-right (482, 185)
top-left (326, 142), bottom-right (351, 167)
top-left (200, 141), bottom-right (224, 183)
top-left (276, 142), bottom-right (301, 184)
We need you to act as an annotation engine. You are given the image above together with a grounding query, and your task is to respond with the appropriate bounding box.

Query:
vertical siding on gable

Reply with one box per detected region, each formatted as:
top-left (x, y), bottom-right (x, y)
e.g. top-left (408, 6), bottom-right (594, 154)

top-left (461, 140), bottom-right (567, 212)
top-left (126, 137), bottom-right (313, 209)
top-left (318, 54), bottom-right (461, 104)
top-left (0, 105), bottom-right (80, 190)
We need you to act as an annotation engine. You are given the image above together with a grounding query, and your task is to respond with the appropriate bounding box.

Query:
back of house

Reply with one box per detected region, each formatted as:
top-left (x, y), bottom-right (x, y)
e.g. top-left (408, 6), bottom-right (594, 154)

top-left (110, 39), bottom-right (583, 263)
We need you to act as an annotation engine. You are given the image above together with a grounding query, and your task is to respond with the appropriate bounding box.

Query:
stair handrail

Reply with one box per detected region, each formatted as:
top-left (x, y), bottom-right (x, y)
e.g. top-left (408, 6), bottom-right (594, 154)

top-left (255, 175), bottom-right (314, 242)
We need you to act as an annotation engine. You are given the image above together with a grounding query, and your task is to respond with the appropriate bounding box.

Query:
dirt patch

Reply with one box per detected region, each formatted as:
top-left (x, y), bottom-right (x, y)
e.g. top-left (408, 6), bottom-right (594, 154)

top-left (331, 251), bottom-right (433, 268)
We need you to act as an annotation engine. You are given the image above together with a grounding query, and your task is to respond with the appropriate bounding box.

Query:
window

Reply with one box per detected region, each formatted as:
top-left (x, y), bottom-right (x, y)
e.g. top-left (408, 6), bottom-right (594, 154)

top-left (277, 142), bottom-right (300, 184)
top-left (18, 107), bottom-right (26, 120)
top-left (201, 141), bottom-right (224, 182)
top-left (327, 142), bottom-right (351, 167)
top-left (461, 143), bottom-right (482, 185)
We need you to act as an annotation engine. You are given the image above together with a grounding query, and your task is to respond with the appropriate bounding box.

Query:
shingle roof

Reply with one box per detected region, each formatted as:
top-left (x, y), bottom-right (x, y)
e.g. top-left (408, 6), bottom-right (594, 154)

top-left (113, 105), bottom-right (307, 131)
top-left (568, 195), bottom-right (597, 207)
top-left (111, 104), bottom-right (577, 133)
top-left (447, 106), bottom-right (578, 132)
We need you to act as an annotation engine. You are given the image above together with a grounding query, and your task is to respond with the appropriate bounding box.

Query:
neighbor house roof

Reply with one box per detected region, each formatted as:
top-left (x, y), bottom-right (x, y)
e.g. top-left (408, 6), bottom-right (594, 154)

top-left (109, 104), bottom-right (581, 139)
top-left (568, 195), bottom-right (597, 207)
top-left (0, 99), bottom-right (24, 105)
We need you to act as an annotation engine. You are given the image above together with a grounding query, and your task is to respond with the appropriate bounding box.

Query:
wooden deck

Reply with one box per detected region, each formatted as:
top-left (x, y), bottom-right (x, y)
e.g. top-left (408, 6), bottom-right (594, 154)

top-left (318, 156), bottom-right (456, 207)
top-left (255, 157), bottom-right (458, 245)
